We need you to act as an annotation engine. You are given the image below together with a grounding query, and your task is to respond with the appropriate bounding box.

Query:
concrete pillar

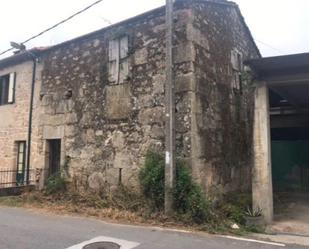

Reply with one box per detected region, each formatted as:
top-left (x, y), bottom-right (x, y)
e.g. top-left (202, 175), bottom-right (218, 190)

top-left (252, 82), bottom-right (274, 224)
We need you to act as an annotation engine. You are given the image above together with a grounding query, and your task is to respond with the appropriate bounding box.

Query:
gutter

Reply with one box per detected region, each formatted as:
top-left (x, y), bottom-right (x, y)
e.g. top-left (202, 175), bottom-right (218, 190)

top-left (25, 52), bottom-right (39, 184)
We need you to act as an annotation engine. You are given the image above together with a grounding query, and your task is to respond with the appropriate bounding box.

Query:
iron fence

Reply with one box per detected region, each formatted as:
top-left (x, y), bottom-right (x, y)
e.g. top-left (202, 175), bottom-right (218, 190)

top-left (0, 169), bottom-right (39, 189)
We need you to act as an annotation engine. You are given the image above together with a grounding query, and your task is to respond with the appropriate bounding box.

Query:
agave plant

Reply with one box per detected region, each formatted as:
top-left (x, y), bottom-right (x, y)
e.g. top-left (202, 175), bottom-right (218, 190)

top-left (245, 206), bottom-right (263, 217)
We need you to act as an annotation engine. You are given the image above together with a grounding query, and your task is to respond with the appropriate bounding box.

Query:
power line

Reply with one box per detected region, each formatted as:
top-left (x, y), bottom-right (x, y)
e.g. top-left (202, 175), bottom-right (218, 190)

top-left (255, 39), bottom-right (284, 54)
top-left (0, 0), bottom-right (105, 56)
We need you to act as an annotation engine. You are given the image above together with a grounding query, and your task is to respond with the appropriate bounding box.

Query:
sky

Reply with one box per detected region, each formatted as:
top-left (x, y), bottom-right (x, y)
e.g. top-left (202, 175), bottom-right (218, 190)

top-left (0, 0), bottom-right (309, 59)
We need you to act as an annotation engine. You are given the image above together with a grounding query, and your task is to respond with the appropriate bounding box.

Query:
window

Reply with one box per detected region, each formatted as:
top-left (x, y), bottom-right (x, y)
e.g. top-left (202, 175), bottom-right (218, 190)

top-left (108, 36), bottom-right (129, 84)
top-left (231, 50), bottom-right (243, 93)
top-left (0, 73), bottom-right (15, 105)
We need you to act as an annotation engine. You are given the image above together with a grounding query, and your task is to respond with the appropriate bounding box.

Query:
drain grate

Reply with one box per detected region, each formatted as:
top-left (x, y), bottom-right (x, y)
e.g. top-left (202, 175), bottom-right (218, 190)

top-left (82, 242), bottom-right (120, 249)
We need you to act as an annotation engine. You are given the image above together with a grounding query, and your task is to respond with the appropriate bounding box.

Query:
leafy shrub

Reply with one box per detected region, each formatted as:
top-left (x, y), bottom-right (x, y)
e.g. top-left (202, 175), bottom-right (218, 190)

top-left (139, 151), bottom-right (211, 223)
top-left (45, 173), bottom-right (67, 195)
top-left (220, 193), bottom-right (252, 224)
top-left (174, 162), bottom-right (211, 223)
top-left (139, 151), bottom-right (165, 210)
top-left (221, 203), bottom-right (245, 224)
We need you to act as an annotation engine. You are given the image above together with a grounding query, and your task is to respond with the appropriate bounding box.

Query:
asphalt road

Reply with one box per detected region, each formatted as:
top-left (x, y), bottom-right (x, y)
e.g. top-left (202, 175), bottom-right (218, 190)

top-left (0, 207), bottom-right (306, 249)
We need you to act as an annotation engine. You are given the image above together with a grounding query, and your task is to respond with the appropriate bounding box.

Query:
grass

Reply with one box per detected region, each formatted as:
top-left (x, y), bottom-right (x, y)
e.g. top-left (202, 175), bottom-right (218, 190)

top-left (0, 196), bottom-right (23, 207)
top-left (0, 191), bottom-right (182, 229)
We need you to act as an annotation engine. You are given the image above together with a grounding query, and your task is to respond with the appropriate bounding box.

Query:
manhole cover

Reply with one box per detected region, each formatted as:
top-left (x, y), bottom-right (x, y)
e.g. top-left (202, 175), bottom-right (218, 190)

top-left (82, 242), bottom-right (120, 249)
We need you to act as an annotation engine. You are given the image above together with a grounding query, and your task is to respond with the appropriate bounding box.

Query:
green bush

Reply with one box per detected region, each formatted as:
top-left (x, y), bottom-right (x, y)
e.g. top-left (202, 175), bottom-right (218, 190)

top-left (139, 151), bottom-right (211, 223)
top-left (139, 151), bottom-right (165, 210)
top-left (174, 162), bottom-right (211, 223)
top-left (45, 173), bottom-right (67, 195)
top-left (220, 193), bottom-right (252, 224)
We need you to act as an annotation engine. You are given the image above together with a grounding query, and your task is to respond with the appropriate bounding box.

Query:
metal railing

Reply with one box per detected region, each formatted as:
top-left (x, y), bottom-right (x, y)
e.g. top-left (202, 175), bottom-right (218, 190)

top-left (0, 169), bottom-right (39, 189)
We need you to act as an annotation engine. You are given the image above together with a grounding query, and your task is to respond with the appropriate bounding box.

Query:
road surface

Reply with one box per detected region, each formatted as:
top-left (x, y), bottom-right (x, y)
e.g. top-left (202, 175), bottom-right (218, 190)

top-left (0, 207), bottom-right (306, 249)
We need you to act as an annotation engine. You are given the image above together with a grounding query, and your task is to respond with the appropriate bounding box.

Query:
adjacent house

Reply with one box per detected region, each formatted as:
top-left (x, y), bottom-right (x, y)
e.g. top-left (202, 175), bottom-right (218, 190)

top-left (0, 0), bottom-right (260, 213)
top-left (0, 50), bottom-right (44, 187)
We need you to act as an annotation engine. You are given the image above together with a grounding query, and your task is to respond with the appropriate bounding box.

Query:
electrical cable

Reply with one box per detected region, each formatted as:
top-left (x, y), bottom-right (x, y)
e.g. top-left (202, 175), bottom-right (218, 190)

top-left (0, 0), bottom-right (105, 56)
top-left (255, 39), bottom-right (284, 54)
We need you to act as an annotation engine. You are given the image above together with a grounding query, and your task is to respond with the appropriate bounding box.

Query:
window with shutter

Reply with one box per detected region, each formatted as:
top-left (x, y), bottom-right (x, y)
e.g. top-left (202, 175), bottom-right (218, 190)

top-left (0, 73), bottom-right (15, 106)
top-left (108, 36), bottom-right (129, 84)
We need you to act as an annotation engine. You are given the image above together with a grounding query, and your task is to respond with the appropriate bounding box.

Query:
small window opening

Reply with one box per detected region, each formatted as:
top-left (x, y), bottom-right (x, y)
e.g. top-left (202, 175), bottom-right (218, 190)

top-left (0, 73), bottom-right (15, 105)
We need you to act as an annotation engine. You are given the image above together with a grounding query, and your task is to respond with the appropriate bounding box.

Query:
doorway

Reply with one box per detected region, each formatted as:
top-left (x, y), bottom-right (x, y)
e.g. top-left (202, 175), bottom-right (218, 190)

top-left (16, 141), bottom-right (26, 185)
top-left (269, 88), bottom-right (309, 235)
top-left (247, 53), bottom-right (309, 228)
top-left (47, 139), bottom-right (61, 176)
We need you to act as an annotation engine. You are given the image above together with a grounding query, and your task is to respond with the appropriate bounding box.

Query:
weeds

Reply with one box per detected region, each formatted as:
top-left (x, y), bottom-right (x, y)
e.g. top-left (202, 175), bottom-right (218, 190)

top-left (219, 193), bottom-right (252, 225)
top-left (0, 151), bottom-right (263, 235)
top-left (0, 196), bottom-right (23, 207)
top-left (139, 151), bottom-right (165, 210)
top-left (139, 151), bottom-right (212, 224)
top-left (45, 173), bottom-right (67, 195)
top-left (173, 161), bottom-right (211, 223)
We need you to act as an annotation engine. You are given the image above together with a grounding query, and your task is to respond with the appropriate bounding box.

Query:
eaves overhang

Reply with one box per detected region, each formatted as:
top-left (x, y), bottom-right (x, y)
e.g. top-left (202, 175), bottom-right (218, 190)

top-left (0, 48), bottom-right (48, 69)
top-left (245, 53), bottom-right (309, 81)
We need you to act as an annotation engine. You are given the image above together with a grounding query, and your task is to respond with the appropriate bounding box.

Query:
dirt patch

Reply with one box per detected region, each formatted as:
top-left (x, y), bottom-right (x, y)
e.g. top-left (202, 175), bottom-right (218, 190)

top-left (270, 193), bottom-right (309, 236)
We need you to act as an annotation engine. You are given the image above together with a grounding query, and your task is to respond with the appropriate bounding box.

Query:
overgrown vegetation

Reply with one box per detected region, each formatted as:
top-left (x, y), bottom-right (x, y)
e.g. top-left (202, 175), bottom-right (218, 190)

top-left (139, 151), bottom-right (165, 210)
top-left (0, 151), bottom-right (265, 234)
top-left (139, 151), bottom-right (212, 224)
top-left (45, 173), bottom-right (67, 195)
top-left (219, 193), bottom-right (252, 225)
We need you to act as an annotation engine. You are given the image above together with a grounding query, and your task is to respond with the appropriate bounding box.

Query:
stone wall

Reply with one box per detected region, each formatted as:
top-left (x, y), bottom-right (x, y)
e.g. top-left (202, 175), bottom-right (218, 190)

top-left (0, 0), bottom-right (260, 196)
top-left (38, 2), bottom-right (194, 192)
top-left (189, 1), bottom-right (260, 196)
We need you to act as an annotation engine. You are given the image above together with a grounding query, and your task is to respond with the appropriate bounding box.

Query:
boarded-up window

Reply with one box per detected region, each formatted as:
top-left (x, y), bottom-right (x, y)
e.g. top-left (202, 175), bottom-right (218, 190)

top-left (105, 84), bottom-right (131, 120)
top-left (0, 72), bottom-right (15, 105)
top-left (108, 36), bottom-right (129, 84)
top-left (231, 50), bottom-right (243, 93)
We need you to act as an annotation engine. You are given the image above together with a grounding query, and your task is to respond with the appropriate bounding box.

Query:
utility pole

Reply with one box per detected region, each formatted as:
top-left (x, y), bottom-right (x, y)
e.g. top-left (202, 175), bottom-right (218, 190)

top-left (165, 0), bottom-right (175, 215)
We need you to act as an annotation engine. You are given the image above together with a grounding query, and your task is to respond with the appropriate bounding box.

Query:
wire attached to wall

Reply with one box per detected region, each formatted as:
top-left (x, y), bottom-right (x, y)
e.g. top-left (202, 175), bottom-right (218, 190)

top-left (0, 0), bottom-right (105, 57)
top-left (255, 39), bottom-right (284, 54)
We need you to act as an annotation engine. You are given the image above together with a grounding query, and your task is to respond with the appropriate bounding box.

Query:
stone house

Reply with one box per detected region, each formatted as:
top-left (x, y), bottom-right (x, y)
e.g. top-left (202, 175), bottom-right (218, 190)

top-left (0, 49), bottom-right (45, 187)
top-left (0, 0), bottom-right (259, 198)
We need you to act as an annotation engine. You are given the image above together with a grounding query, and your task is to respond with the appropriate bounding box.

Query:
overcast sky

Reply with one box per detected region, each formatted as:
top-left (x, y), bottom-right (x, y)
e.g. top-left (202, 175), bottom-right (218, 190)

top-left (1, 0), bottom-right (309, 59)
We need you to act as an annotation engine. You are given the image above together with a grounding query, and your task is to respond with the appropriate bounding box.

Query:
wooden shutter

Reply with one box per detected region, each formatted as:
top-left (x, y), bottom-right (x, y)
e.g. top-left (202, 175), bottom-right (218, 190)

top-left (8, 72), bottom-right (16, 104)
top-left (119, 36), bottom-right (129, 83)
top-left (109, 36), bottom-right (129, 83)
top-left (108, 39), bottom-right (120, 82)
top-left (109, 39), bottom-right (119, 61)
top-left (120, 36), bottom-right (128, 59)
top-left (119, 60), bottom-right (129, 83)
